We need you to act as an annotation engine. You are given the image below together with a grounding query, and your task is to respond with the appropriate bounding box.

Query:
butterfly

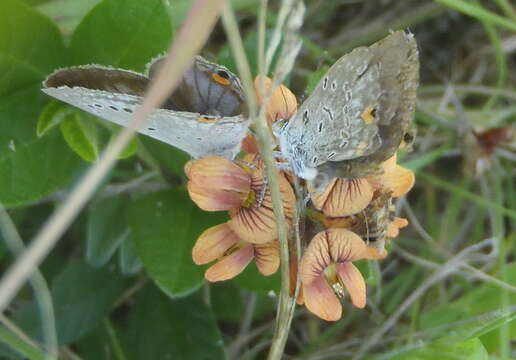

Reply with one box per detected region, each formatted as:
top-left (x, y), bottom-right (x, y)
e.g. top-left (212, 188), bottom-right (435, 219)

top-left (274, 30), bottom-right (419, 190)
top-left (42, 55), bottom-right (250, 159)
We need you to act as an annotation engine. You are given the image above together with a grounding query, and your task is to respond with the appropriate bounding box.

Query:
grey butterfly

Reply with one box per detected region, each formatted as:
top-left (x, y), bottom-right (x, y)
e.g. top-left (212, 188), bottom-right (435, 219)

top-left (42, 56), bottom-right (249, 159)
top-left (275, 30), bottom-right (419, 188)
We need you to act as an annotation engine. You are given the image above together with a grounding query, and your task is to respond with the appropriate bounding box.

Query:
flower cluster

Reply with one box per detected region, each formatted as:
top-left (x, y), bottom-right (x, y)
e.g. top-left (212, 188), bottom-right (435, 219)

top-left (185, 76), bottom-right (415, 321)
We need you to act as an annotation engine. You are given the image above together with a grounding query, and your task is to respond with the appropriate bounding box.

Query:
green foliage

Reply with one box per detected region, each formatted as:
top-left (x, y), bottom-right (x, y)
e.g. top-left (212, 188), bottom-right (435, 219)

top-left (86, 196), bottom-right (130, 267)
top-left (1, 0), bottom-right (516, 359)
top-left (122, 285), bottom-right (225, 360)
top-left (60, 110), bottom-right (100, 162)
top-left (13, 260), bottom-right (126, 345)
top-left (127, 188), bottom-right (227, 297)
top-left (0, 0), bottom-right (84, 207)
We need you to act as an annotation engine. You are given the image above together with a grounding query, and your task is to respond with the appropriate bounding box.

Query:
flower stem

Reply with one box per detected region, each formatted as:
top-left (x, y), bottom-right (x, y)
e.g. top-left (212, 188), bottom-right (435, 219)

top-left (221, 2), bottom-right (297, 359)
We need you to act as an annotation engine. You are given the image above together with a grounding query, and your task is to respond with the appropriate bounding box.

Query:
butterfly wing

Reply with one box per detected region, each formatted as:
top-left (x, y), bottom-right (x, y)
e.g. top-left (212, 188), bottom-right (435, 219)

top-left (42, 67), bottom-right (249, 159)
top-left (278, 46), bottom-right (383, 178)
top-left (147, 56), bottom-right (247, 117)
top-left (280, 30), bottom-right (418, 181)
top-left (364, 30), bottom-right (419, 163)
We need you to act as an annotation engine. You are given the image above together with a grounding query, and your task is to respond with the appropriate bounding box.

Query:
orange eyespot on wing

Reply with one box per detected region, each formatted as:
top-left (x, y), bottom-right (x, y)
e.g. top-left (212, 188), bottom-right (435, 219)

top-left (198, 116), bottom-right (218, 123)
top-left (211, 72), bottom-right (231, 86)
top-left (360, 105), bottom-right (376, 124)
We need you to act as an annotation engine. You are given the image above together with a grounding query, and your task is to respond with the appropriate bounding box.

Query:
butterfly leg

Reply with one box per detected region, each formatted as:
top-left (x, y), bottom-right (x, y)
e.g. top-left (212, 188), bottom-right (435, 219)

top-left (256, 174), bottom-right (268, 207)
top-left (275, 162), bottom-right (292, 172)
top-left (273, 151), bottom-right (288, 160)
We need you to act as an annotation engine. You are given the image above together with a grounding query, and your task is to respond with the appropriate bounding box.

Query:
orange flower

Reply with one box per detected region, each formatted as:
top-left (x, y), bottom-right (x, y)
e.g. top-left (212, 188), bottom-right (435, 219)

top-left (308, 155), bottom-right (415, 217)
top-left (186, 156), bottom-right (296, 244)
top-left (309, 178), bottom-right (374, 217)
top-left (193, 223), bottom-right (279, 282)
top-left (367, 154), bottom-right (415, 197)
top-left (254, 75), bottom-right (297, 125)
top-left (300, 228), bottom-right (373, 321)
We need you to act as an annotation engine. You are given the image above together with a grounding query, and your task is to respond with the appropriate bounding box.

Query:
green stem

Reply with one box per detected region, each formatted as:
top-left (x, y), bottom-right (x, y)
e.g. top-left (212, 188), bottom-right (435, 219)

top-left (434, 0), bottom-right (516, 32)
top-left (0, 207), bottom-right (58, 360)
top-left (103, 319), bottom-right (127, 360)
top-left (221, 3), bottom-right (295, 359)
top-left (0, 326), bottom-right (45, 360)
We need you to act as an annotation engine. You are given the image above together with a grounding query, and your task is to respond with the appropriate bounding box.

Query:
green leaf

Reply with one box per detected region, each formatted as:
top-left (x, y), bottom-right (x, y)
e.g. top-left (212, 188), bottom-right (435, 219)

top-left (14, 260), bottom-right (126, 345)
top-left (127, 188), bottom-right (227, 297)
top-left (0, 0), bottom-right (68, 95)
top-left (60, 111), bottom-right (100, 162)
top-left (116, 134), bottom-right (138, 159)
top-left (86, 196), bottom-right (129, 267)
top-left (69, 0), bottom-right (173, 71)
top-left (122, 285), bottom-right (225, 360)
top-left (36, 0), bottom-right (102, 36)
top-left (0, 0), bottom-right (85, 207)
top-left (419, 263), bottom-right (516, 353)
top-left (140, 137), bottom-right (190, 176)
top-left (118, 232), bottom-right (142, 275)
top-left (36, 100), bottom-right (71, 137)
top-left (234, 262), bottom-right (280, 294)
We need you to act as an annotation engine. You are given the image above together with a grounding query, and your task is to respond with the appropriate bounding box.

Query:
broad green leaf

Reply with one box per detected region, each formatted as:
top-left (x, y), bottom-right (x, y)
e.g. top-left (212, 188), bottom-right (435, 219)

top-left (118, 232), bottom-right (142, 275)
top-left (69, 0), bottom-right (173, 71)
top-left (0, 0), bottom-right (84, 207)
top-left (36, 100), bottom-right (71, 137)
top-left (0, 0), bottom-right (67, 96)
top-left (36, 0), bottom-right (102, 36)
top-left (14, 260), bottom-right (126, 345)
top-left (60, 111), bottom-right (100, 162)
top-left (140, 137), bottom-right (190, 177)
top-left (115, 134), bottom-right (138, 159)
top-left (127, 188), bottom-right (227, 297)
top-left (122, 285), bottom-right (224, 360)
top-left (86, 196), bottom-right (129, 267)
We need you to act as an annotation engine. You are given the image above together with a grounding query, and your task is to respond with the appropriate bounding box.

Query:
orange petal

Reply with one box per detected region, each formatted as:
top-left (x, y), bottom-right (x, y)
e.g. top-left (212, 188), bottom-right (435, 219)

top-left (228, 170), bottom-right (295, 244)
top-left (192, 223), bottom-right (240, 265)
top-left (254, 75), bottom-right (297, 125)
top-left (336, 262), bottom-right (366, 308)
top-left (300, 228), bottom-right (368, 284)
top-left (296, 284), bottom-right (304, 305)
top-left (254, 241), bottom-right (280, 276)
top-left (187, 182), bottom-right (244, 211)
top-left (310, 178), bottom-right (374, 217)
top-left (366, 246), bottom-right (388, 260)
top-left (303, 276), bottom-right (342, 321)
top-left (204, 244), bottom-right (254, 282)
top-left (185, 156), bottom-right (251, 192)
top-left (386, 217), bottom-right (409, 238)
top-left (368, 163), bottom-right (415, 198)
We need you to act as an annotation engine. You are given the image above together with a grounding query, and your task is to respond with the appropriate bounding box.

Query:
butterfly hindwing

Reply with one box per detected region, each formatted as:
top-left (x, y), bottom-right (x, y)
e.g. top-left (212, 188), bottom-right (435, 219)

top-left (42, 65), bottom-right (249, 159)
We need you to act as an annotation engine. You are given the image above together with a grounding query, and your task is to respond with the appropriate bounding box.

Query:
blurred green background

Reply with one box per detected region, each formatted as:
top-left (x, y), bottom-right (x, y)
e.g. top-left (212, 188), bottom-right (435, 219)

top-left (0, 0), bottom-right (514, 359)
